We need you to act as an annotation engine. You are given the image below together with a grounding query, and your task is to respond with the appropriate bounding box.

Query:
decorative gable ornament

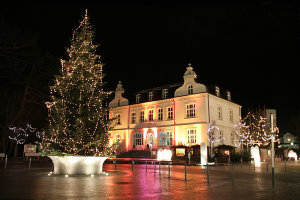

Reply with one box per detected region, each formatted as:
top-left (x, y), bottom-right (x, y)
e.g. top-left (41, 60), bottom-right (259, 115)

top-left (109, 81), bottom-right (129, 108)
top-left (174, 63), bottom-right (206, 97)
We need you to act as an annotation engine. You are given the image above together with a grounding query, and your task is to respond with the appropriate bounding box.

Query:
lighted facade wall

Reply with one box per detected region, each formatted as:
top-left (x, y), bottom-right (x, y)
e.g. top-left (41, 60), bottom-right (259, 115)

top-left (108, 64), bottom-right (242, 156)
top-left (109, 93), bottom-right (241, 151)
top-left (207, 94), bottom-right (241, 148)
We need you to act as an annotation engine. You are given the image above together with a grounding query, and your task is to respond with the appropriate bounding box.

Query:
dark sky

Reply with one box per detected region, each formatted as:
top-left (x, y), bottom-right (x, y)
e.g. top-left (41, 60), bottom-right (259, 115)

top-left (1, 1), bottom-right (297, 133)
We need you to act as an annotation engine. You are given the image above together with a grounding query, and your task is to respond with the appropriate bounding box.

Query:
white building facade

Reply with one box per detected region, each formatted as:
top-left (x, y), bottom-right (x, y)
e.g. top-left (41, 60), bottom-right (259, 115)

top-left (109, 64), bottom-right (242, 162)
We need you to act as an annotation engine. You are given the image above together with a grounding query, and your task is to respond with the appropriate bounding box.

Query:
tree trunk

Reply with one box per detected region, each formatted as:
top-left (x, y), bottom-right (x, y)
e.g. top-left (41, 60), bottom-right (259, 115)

top-left (0, 127), bottom-right (8, 153)
top-left (14, 142), bottom-right (19, 157)
top-left (11, 84), bottom-right (29, 125)
top-left (8, 140), bottom-right (14, 157)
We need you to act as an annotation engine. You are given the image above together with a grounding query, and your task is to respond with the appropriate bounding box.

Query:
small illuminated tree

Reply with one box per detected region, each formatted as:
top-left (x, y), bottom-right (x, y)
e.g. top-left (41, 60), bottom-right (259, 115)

top-left (40, 10), bottom-right (117, 156)
top-left (234, 117), bottom-right (251, 150)
top-left (206, 121), bottom-right (225, 156)
top-left (234, 112), bottom-right (279, 149)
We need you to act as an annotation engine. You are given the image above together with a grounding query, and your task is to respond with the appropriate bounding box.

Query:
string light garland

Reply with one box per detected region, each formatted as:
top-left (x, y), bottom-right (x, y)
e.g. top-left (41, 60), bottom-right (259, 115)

top-left (206, 121), bottom-right (225, 144)
top-left (8, 123), bottom-right (41, 144)
top-left (40, 9), bottom-right (117, 156)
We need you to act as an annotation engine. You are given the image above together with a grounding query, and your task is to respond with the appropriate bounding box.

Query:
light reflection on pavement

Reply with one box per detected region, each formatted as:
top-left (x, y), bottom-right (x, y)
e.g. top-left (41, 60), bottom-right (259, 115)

top-left (0, 161), bottom-right (300, 199)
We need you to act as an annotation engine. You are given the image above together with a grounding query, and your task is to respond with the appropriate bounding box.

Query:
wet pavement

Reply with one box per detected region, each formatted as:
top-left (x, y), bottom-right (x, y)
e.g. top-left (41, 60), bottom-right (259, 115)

top-left (0, 159), bottom-right (300, 200)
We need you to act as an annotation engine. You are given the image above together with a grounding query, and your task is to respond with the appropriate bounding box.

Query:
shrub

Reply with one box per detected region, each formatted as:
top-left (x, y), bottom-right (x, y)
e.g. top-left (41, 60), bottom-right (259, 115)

top-left (230, 152), bottom-right (242, 163)
top-left (242, 150), bottom-right (251, 162)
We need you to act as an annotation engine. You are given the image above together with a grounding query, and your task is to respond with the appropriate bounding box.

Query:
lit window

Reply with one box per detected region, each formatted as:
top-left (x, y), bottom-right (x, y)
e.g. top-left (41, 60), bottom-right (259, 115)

top-left (162, 89), bottom-right (168, 99)
top-left (187, 129), bottom-right (196, 144)
top-left (133, 133), bottom-right (143, 146)
top-left (218, 106), bottom-right (222, 120)
top-left (215, 86), bottom-right (220, 97)
top-left (115, 114), bottom-right (121, 125)
top-left (188, 85), bottom-right (193, 95)
top-left (219, 130), bottom-right (224, 144)
top-left (158, 108), bottom-right (163, 121)
top-left (115, 134), bottom-right (121, 143)
top-left (131, 112), bottom-right (136, 124)
top-left (140, 111), bottom-right (145, 123)
top-left (167, 107), bottom-right (173, 120)
top-left (229, 109), bottom-right (233, 122)
top-left (148, 92), bottom-right (153, 101)
top-left (186, 104), bottom-right (195, 118)
top-left (136, 94), bottom-right (141, 104)
top-left (149, 110), bottom-right (153, 121)
top-left (159, 132), bottom-right (172, 146)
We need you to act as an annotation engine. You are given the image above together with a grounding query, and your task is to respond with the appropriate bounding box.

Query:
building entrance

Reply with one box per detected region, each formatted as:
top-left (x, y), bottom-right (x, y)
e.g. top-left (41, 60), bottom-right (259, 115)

top-left (147, 133), bottom-right (154, 148)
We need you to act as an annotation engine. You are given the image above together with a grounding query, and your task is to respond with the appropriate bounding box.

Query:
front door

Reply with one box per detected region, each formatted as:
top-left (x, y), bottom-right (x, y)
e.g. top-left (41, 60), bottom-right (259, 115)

top-left (147, 133), bottom-right (154, 148)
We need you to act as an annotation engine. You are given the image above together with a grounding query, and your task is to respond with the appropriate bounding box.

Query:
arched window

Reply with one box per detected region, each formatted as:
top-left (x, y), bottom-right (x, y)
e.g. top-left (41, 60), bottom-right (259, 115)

top-left (188, 85), bottom-right (193, 95)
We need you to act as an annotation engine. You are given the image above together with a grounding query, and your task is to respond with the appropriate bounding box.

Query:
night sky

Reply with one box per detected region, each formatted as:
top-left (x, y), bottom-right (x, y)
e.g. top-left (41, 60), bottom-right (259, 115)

top-left (1, 1), bottom-right (297, 133)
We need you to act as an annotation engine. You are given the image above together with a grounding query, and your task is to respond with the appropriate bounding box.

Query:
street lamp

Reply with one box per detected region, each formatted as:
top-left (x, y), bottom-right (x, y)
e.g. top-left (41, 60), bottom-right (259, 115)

top-left (270, 113), bottom-right (275, 189)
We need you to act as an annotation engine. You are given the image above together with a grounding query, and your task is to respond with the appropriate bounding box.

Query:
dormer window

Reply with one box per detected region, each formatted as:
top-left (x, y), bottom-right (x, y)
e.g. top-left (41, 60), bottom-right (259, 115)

top-left (215, 86), bottom-right (220, 97)
top-left (136, 94), bottom-right (141, 104)
top-left (227, 91), bottom-right (231, 101)
top-left (188, 85), bottom-right (193, 95)
top-left (148, 92), bottom-right (153, 101)
top-left (162, 89), bottom-right (168, 99)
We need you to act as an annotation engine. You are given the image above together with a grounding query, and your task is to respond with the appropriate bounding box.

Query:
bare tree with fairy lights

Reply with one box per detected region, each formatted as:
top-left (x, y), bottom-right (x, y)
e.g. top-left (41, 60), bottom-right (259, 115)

top-left (9, 123), bottom-right (42, 145)
top-left (206, 121), bottom-right (225, 156)
top-left (40, 10), bottom-right (117, 156)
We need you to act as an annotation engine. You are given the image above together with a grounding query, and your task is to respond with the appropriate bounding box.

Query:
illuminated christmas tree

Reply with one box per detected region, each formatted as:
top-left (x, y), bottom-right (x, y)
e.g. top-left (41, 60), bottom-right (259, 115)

top-left (40, 10), bottom-right (116, 156)
top-left (234, 112), bottom-right (279, 148)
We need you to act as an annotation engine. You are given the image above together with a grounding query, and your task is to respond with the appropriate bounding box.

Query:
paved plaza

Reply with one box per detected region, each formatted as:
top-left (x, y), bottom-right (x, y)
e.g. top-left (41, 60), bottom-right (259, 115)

top-left (0, 158), bottom-right (300, 199)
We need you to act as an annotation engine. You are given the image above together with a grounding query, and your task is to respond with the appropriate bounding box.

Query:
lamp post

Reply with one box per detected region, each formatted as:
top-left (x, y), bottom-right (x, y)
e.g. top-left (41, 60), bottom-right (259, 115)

top-left (270, 113), bottom-right (275, 189)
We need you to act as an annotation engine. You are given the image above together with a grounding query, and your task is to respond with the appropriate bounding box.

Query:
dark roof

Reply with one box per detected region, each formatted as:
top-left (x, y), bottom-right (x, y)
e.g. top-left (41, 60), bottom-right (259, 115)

top-left (130, 83), bottom-right (235, 105)
top-left (109, 82), bottom-right (236, 106)
top-left (129, 83), bottom-right (182, 104)
top-left (134, 82), bottom-right (182, 94)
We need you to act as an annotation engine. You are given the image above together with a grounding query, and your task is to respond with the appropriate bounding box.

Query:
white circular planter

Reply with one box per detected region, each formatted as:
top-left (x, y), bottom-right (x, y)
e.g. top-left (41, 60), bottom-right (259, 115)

top-left (49, 156), bottom-right (108, 175)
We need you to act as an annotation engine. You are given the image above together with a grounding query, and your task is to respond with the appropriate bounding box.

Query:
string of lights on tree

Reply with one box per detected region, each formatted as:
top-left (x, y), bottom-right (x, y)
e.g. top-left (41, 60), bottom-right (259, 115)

top-left (206, 121), bottom-right (225, 145)
top-left (234, 112), bottom-right (279, 147)
top-left (40, 9), bottom-right (117, 156)
top-left (8, 123), bottom-right (41, 144)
